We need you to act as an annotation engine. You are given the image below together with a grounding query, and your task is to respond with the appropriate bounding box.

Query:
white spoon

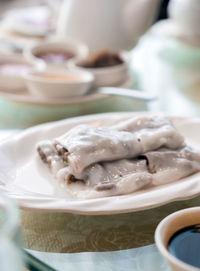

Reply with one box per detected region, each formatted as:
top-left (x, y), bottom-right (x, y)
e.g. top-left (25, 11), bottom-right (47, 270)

top-left (94, 87), bottom-right (157, 101)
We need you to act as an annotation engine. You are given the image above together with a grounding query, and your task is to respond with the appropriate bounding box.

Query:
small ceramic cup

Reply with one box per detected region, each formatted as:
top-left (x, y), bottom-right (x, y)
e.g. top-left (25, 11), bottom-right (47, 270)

top-left (155, 207), bottom-right (200, 271)
top-left (68, 51), bottom-right (130, 87)
top-left (24, 39), bottom-right (89, 72)
top-left (24, 69), bottom-right (94, 98)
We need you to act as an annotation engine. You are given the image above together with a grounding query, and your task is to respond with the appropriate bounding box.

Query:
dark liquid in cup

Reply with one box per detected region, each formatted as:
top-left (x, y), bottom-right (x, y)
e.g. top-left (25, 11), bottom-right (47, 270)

top-left (168, 225), bottom-right (200, 269)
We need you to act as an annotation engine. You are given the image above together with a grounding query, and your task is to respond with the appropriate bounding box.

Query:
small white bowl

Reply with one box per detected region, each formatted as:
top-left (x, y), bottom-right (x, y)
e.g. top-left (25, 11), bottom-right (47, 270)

top-left (0, 55), bottom-right (44, 92)
top-left (24, 70), bottom-right (94, 98)
top-left (155, 207), bottom-right (200, 271)
top-left (68, 51), bottom-right (130, 87)
top-left (24, 40), bottom-right (89, 71)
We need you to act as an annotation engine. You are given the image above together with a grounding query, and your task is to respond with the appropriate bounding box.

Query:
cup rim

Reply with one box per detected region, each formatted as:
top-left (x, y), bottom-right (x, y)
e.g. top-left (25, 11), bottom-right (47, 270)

top-left (155, 207), bottom-right (200, 271)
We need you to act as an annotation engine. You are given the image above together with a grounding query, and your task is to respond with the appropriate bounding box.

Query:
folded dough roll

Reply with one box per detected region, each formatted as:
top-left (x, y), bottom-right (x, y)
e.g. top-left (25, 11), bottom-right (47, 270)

top-left (54, 118), bottom-right (184, 174)
top-left (56, 158), bottom-right (152, 198)
top-left (142, 147), bottom-right (200, 185)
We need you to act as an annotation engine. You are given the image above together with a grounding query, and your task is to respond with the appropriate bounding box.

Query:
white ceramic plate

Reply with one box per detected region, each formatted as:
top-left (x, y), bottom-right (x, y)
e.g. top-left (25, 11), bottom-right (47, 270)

top-left (1, 112), bottom-right (200, 215)
top-left (0, 74), bottom-right (133, 105)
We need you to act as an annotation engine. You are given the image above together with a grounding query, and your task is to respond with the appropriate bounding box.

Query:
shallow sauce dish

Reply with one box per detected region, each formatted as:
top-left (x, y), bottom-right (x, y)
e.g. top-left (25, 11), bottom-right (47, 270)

top-left (1, 113), bottom-right (200, 214)
top-left (24, 70), bottom-right (94, 98)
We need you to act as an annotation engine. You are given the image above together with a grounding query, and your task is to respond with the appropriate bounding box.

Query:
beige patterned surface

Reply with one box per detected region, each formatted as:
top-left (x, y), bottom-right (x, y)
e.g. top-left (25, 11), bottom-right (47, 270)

top-left (21, 195), bottom-right (200, 253)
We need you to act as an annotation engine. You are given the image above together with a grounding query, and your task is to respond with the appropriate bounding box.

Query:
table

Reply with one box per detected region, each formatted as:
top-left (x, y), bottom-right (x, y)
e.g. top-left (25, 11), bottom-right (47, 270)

top-left (28, 245), bottom-right (169, 271)
top-left (22, 197), bottom-right (200, 271)
top-left (1, 13), bottom-right (200, 271)
top-left (1, 127), bottom-right (200, 271)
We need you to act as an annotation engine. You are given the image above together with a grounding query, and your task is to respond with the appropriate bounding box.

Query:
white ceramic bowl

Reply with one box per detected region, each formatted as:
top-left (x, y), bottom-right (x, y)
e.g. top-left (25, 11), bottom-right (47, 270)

top-left (24, 40), bottom-right (89, 71)
top-left (0, 55), bottom-right (44, 92)
top-left (68, 51), bottom-right (130, 87)
top-left (155, 207), bottom-right (200, 271)
top-left (24, 70), bottom-right (94, 98)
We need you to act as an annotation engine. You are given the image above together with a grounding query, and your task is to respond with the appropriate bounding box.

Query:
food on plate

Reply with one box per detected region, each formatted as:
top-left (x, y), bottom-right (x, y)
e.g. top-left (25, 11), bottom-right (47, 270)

top-left (37, 116), bottom-right (200, 199)
top-left (141, 147), bottom-right (200, 185)
top-left (51, 118), bottom-right (184, 174)
top-left (35, 50), bottom-right (75, 63)
top-left (79, 50), bottom-right (123, 68)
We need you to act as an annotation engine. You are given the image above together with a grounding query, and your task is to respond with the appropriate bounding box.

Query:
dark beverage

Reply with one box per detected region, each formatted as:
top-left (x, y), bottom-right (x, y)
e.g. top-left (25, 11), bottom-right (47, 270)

top-left (168, 225), bottom-right (200, 268)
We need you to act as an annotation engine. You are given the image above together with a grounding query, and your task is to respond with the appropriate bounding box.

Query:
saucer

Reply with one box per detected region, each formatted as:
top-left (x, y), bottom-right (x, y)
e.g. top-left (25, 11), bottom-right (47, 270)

top-left (0, 73), bottom-right (134, 105)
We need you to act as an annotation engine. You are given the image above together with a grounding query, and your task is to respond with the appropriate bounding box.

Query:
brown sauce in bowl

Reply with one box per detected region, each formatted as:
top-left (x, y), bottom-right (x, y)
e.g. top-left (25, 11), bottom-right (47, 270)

top-left (79, 50), bottom-right (124, 68)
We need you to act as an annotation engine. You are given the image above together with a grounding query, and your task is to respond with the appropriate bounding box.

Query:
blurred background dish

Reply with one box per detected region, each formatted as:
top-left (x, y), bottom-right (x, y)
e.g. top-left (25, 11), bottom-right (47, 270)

top-left (0, 0), bottom-right (162, 130)
top-left (24, 39), bottom-right (89, 71)
top-left (77, 50), bottom-right (125, 68)
top-left (0, 38), bottom-right (24, 54)
top-left (24, 69), bottom-right (94, 98)
top-left (0, 28), bottom-right (40, 57)
top-left (0, 73), bottom-right (148, 129)
top-left (0, 54), bottom-right (44, 92)
top-left (1, 5), bottom-right (54, 38)
top-left (0, 72), bottom-right (134, 105)
top-left (68, 50), bottom-right (130, 87)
